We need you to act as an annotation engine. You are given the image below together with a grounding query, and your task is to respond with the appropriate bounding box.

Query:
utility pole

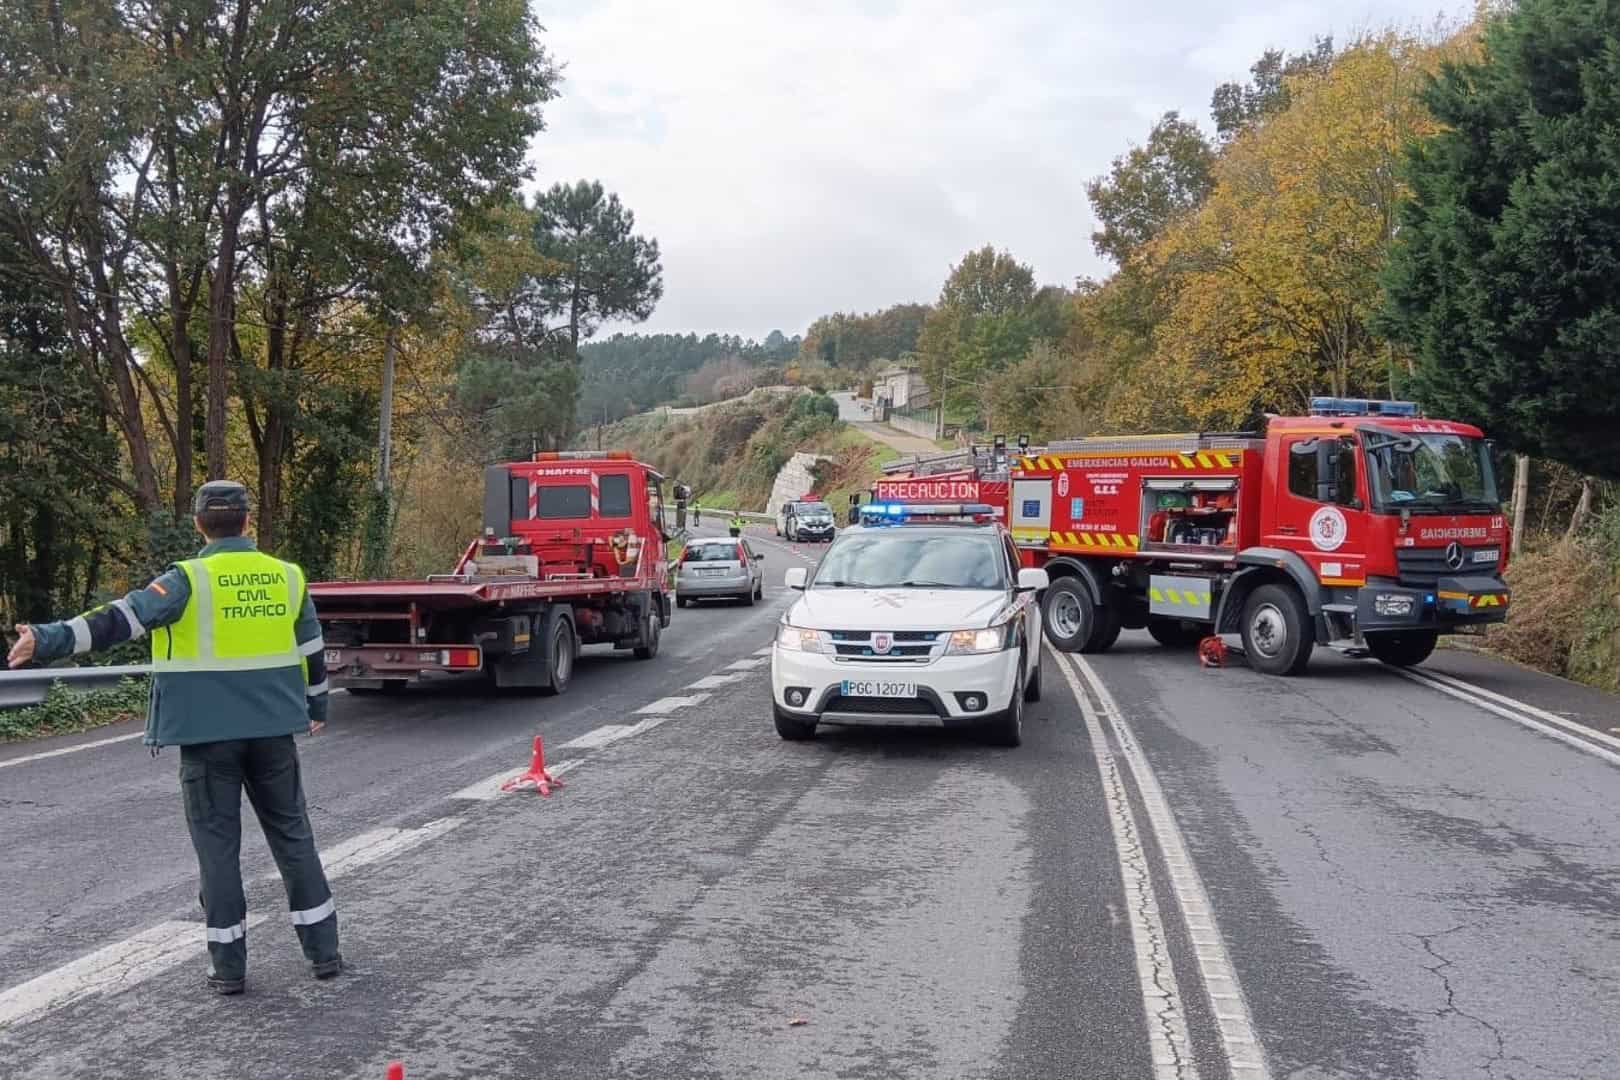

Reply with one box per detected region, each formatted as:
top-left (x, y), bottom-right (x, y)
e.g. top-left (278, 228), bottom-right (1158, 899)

top-left (377, 327), bottom-right (397, 492)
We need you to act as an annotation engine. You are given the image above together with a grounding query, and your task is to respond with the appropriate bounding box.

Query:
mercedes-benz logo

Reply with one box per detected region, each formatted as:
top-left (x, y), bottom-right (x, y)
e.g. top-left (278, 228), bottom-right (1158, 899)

top-left (1444, 541), bottom-right (1465, 571)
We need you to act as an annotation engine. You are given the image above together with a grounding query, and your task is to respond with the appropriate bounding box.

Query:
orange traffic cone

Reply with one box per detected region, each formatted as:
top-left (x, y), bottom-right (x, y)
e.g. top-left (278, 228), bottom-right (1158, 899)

top-left (500, 735), bottom-right (565, 797)
top-left (386, 1063), bottom-right (404, 1080)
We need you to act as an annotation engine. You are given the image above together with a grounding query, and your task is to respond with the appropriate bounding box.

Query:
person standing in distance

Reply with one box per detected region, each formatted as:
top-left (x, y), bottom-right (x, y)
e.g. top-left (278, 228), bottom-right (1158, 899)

top-left (6, 481), bottom-right (341, 995)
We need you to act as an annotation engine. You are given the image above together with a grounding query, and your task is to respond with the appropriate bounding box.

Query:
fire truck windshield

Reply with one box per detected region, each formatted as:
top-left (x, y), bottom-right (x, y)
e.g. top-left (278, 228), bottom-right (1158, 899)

top-left (1364, 431), bottom-right (1501, 514)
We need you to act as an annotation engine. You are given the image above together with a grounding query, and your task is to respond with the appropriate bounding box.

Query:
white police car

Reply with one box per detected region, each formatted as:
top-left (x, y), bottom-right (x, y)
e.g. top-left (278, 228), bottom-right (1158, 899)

top-left (770, 503), bottom-right (1048, 746)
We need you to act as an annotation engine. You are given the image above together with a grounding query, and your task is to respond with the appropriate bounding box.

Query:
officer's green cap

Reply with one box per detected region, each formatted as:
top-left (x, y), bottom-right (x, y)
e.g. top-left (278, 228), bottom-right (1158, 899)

top-left (193, 481), bottom-right (250, 515)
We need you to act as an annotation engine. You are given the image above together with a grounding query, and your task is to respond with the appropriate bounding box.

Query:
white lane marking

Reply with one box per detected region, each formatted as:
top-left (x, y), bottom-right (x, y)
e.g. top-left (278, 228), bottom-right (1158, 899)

top-left (725, 657), bottom-right (767, 671)
top-left (0, 817), bottom-right (461, 1031)
top-left (1052, 650), bottom-right (1199, 1080)
top-left (687, 673), bottom-right (743, 689)
top-left (560, 724), bottom-right (638, 750)
top-left (321, 817), bottom-right (464, 879)
top-left (635, 694), bottom-right (708, 715)
top-left (1395, 668), bottom-right (1620, 769)
top-left (1066, 651), bottom-right (1272, 1079)
top-left (0, 731), bottom-right (144, 769)
top-left (449, 760), bottom-right (580, 802)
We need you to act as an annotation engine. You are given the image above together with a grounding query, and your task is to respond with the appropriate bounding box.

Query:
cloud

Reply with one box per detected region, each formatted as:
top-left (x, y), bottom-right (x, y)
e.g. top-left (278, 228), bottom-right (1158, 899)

top-left (531, 0), bottom-right (1468, 340)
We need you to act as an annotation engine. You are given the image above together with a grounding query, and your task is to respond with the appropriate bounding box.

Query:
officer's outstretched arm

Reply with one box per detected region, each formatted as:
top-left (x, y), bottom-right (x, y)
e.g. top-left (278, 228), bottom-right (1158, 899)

top-left (25, 568), bottom-right (192, 664)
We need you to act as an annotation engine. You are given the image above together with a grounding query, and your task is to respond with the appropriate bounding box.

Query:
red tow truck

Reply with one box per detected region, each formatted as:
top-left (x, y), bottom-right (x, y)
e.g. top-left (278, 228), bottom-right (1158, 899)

top-left (863, 400), bottom-right (1512, 675)
top-left (311, 451), bottom-right (674, 695)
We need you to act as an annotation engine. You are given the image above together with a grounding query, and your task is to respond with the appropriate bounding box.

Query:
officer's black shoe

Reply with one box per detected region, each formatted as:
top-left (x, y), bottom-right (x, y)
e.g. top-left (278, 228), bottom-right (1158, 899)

top-left (312, 954), bottom-right (345, 980)
top-left (206, 973), bottom-right (245, 996)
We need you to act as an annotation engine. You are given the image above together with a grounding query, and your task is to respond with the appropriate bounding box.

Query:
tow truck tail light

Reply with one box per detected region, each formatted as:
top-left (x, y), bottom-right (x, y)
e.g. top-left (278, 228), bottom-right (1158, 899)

top-left (444, 648), bottom-right (480, 668)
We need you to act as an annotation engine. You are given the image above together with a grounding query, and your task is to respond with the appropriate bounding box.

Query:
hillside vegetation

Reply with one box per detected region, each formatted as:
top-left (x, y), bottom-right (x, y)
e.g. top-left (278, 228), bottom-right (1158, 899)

top-left (588, 390), bottom-right (895, 515)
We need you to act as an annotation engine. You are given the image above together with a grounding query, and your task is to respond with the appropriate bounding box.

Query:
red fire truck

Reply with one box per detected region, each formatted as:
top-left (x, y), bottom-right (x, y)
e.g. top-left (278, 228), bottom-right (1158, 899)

top-left (865, 400), bottom-right (1512, 675)
top-left (310, 451), bottom-right (674, 695)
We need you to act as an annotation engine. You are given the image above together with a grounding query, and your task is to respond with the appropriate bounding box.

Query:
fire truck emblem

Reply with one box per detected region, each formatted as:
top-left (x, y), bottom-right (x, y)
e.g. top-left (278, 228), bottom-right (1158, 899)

top-left (872, 633), bottom-right (893, 655)
top-left (1308, 506), bottom-right (1348, 552)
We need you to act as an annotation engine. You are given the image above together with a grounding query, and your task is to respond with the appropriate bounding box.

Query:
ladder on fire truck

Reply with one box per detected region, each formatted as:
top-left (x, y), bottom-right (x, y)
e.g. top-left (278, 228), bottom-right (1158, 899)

top-left (1043, 432), bottom-right (1263, 454)
top-left (881, 444), bottom-right (1030, 480)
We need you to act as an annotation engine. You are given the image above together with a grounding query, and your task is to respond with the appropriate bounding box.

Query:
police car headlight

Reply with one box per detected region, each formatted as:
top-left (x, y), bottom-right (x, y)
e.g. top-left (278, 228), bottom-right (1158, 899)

top-left (947, 623), bottom-right (1008, 655)
top-left (776, 624), bottom-right (823, 653)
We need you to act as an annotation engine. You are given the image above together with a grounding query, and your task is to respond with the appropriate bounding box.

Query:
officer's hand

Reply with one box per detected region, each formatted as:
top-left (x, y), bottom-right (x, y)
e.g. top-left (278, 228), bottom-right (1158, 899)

top-left (308, 719), bottom-right (325, 736)
top-left (7, 625), bottom-right (36, 669)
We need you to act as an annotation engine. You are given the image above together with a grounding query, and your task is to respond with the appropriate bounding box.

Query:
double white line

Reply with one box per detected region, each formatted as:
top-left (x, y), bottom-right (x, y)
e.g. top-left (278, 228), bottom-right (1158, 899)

top-left (1051, 647), bottom-right (1270, 1080)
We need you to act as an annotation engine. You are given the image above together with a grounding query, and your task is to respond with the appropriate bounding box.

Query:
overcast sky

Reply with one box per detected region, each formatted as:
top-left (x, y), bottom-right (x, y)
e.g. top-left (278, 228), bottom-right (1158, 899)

top-left (529, 1), bottom-right (1467, 342)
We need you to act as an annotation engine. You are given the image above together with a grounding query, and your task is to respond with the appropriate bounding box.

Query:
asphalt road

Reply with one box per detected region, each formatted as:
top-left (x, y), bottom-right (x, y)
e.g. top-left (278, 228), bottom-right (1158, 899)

top-left (2, 524), bottom-right (1618, 1079)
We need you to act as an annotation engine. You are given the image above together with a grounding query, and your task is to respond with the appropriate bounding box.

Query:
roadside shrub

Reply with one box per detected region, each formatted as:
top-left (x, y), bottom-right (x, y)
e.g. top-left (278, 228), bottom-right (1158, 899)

top-left (0, 677), bottom-right (148, 741)
top-left (1485, 541), bottom-right (1606, 678)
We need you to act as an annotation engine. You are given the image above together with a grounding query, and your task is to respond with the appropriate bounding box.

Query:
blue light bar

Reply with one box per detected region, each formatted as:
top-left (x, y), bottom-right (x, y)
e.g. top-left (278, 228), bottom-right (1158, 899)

top-left (1308, 397), bottom-right (1419, 417)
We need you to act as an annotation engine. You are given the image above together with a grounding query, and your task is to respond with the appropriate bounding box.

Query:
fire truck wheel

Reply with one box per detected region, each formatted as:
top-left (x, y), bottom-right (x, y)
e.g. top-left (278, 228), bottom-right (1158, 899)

top-left (1365, 629), bottom-right (1438, 667)
top-left (1241, 584), bottom-right (1314, 676)
top-left (539, 618), bottom-right (575, 696)
top-left (1148, 617), bottom-right (1205, 648)
top-left (1083, 605), bottom-right (1122, 653)
top-left (633, 603), bottom-right (662, 660)
top-left (1042, 578), bottom-right (1097, 652)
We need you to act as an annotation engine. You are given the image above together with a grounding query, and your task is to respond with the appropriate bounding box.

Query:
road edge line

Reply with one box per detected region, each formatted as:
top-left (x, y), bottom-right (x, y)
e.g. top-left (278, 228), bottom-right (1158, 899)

top-left (1394, 668), bottom-right (1620, 769)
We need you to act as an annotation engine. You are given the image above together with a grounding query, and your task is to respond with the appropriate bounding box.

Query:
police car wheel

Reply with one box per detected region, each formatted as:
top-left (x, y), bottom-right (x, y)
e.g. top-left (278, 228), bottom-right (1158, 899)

top-left (773, 705), bottom-right (817, 740)
top-left (1365, 629), bottom-right (1437, 667)
top-left (1024, 651), bottom-right (1042, 702)
top-left (982, 665), bottom-right (1025, 747)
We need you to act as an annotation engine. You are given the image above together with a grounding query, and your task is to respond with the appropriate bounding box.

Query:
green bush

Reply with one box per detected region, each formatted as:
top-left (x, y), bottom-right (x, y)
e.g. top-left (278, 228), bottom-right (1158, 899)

top-left (0, 676), bottom-right (148, 741)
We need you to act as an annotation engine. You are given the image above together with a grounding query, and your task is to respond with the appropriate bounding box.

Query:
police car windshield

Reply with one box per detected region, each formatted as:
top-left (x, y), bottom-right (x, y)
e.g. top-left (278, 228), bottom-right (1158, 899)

top-left (797, 502), bottom-right (832, 516)
top-left (813, 532), bottom-right (1004, 590)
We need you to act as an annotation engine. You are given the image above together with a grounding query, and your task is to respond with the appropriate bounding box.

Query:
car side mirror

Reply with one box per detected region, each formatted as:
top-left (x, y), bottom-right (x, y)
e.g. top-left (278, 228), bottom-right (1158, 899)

top-left (1017, 568), bottom-right (1049, 592)
top-left (784, 567), bottom-right (808, 590)
top-left (756, 552), bottom-right (766, 560)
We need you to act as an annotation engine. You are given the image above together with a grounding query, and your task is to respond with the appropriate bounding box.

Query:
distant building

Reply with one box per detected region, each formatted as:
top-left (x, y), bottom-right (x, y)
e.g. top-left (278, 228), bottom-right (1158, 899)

top-left (873, 365), bottom-right (931, 411)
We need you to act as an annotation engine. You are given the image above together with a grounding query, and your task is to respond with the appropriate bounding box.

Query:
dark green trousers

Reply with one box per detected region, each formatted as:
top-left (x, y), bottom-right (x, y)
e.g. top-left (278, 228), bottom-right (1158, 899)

top-left (179, 736), bottom-right (339, 981)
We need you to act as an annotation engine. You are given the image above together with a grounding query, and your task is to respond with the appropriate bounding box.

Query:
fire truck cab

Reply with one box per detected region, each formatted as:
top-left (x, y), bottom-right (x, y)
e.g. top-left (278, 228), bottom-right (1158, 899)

top-left (1004, 399), bottom-right (1511, 674)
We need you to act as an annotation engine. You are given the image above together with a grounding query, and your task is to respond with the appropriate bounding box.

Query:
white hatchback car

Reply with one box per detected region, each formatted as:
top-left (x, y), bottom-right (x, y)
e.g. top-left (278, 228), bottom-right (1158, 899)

top-left (770, 519), bottom-right (1047, 746)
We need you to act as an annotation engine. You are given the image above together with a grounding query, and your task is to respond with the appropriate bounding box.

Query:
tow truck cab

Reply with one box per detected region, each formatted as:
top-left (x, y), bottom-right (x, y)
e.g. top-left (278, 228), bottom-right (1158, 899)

top-left (313, 451), bottom-right (673, 695)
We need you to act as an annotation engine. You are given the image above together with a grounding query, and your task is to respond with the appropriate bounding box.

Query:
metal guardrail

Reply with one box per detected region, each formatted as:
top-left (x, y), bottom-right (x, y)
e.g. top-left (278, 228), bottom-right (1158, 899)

top-left (0, 665), bottom-right (150, 710)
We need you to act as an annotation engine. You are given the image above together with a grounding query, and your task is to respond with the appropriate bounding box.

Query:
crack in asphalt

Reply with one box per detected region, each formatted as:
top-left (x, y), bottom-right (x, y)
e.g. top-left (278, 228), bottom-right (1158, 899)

top-left (1101, 749), bottom-right (1195, 1080)
top-left (1413, 925), bottom-right (1508, 1079)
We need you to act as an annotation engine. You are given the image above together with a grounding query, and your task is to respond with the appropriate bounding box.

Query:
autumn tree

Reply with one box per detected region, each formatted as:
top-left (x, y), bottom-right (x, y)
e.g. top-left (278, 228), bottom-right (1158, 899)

top-left (1379, 0), bottom-right (1620, 480)
top-left (1137, 34), bottom-right (1451, 429)
top-left (1210, 38), bottom-right (1335, 141)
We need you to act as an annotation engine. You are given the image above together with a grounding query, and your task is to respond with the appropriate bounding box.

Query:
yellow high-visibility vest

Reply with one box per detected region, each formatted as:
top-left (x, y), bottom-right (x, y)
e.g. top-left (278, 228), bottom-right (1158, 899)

top-left (154, 551), bottom-right (304, 673)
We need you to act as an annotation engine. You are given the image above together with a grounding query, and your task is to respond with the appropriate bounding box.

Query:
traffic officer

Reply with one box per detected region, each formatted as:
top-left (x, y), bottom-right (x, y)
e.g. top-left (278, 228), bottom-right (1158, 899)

top-left (6, 481), bottom-right (341, 996)
top-left (729, 513), bottom-right (744, 538)
top-left (692, 500), bottom-right (702, 525)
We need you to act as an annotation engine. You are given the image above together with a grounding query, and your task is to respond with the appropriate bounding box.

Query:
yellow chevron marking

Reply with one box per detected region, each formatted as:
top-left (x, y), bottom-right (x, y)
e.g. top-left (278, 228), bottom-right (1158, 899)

top-left (1150, 588), bottom-right (1166, 603)
top-left (1128, 534), bottom-right (1140, 548)
top-left (1177, 454), bottom-right (1196, 469)
top-left (1196, 452), bottom-right (1214, 467)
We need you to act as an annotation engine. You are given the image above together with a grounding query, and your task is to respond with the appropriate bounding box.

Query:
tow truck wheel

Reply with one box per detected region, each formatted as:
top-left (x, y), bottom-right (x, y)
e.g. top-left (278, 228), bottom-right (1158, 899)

top-left (1365, 629), bottom-right (1438, 668)
top-left (539, 618), bottom-right (575, 696)
top-left (1241, 584), bottom-right (1314, 676)
top-left (1042, 579), bottom-right (1096, 652)
top-left (633, 603), bottom-right (661, 660)
top-left (1148, 617), bottom-right (1205, 648)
